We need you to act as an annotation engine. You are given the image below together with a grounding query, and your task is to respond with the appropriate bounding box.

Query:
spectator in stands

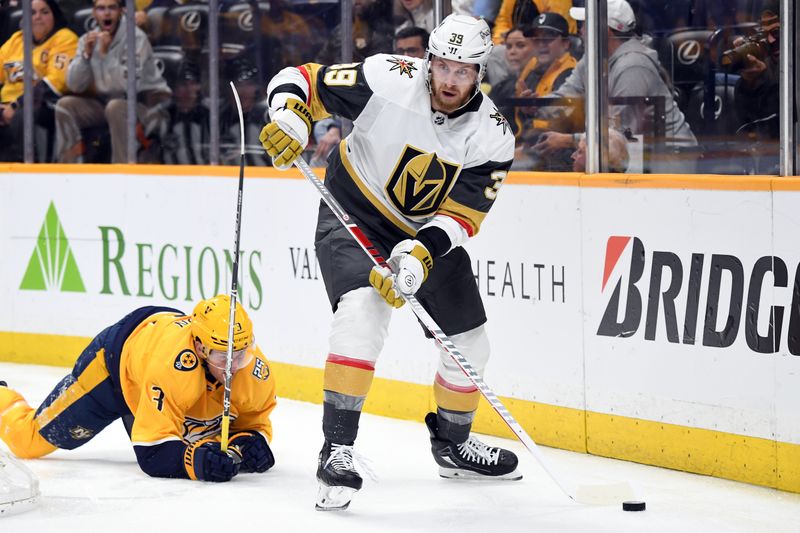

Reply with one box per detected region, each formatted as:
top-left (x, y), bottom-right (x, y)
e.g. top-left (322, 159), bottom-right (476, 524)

top-left (54, 0), bottom-right (171, 163)
top-left (570, 130), bottom-right (630, 172)
top-left (513, 12), bottom-right (576, 169)
top-left (157, 60), bottom-right (209, 165)
top-left (221, 58), bottom-right (270, 166)
top-left (394, 25), bottom-right (429, 58)
top-left (394, 0), bottom-right (434, 33)
top-left (492, 0), bottom-right (576, 44)
top-left (731, 0), bottom-right (779, 174)
top-left (487, 25), bottom-right (536, 134)
top-left (533, 0), bottom-right (697, 173)
top-left (0, 0), bottom-right (77, 162)
top-left (316, 0), bottom-right (393, 64)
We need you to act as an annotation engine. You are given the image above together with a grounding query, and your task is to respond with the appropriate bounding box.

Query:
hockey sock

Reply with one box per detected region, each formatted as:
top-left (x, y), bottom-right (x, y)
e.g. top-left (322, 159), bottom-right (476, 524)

top-left (434, 407), bottom-right (475, 444)
top-left (322, 353), bottom-right (375, 444)
top-left (322, 397), bottom-right (362, 444)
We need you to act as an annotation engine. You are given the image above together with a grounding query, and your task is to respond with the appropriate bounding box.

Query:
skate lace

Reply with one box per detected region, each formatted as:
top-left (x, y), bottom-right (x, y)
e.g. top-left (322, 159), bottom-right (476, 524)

top-left (325, 443), bottom-right (378, 481)
top-left (456, 437), bottom-right (500, 466)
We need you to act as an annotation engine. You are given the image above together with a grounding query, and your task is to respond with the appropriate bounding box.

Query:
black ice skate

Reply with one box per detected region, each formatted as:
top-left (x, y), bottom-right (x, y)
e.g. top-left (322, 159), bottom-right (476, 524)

top-left (315, 441), bottom-right (362, 511)
top-left (425, 412), bottom-right (522, 480)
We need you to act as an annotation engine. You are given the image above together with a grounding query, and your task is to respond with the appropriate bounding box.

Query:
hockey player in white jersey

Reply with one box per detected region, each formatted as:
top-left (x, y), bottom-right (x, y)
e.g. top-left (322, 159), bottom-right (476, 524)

top-left (260, 14), bottom-right (520, 511)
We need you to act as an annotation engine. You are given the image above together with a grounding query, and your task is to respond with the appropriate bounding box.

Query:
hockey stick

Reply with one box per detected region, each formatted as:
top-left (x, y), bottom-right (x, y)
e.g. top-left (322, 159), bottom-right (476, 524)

top-left (293, 156), bottom-right (638, 505)
top-left (220, 81), bottom-right (246, 454)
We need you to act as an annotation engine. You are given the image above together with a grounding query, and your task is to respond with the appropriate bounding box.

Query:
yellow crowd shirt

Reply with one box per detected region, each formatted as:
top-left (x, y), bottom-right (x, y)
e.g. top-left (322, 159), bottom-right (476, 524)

top-left (0, 27), bottom-right (78, 104)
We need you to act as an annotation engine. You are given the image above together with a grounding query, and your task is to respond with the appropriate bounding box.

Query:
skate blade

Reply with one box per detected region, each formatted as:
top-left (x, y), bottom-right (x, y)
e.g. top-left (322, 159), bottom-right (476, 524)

top-left (315, 483), bottom-right (358, 511)
top-left (438, 466), bottom-right (523, 481)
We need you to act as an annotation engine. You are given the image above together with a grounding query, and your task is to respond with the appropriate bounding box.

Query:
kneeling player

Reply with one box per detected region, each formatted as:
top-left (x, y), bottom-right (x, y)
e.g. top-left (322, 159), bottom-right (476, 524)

top-left (0, 295), bottom-right (276, 482)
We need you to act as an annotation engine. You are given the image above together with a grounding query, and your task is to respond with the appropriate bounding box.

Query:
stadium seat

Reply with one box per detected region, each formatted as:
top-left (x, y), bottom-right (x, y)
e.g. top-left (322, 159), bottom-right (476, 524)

top-left (684, 73), bottom-right (738, 136)
top-left (162, 3), bottom-right (208, 54)
top-left (660, 28), bottom-right (714, 102)
top-left (220, 2), bottom-right (258, 46)
top-left (0, 9), bottom-right (22, 44)
top-left (71, 7), bottom-right (98, 36)
top-left (152, 47), bottom-right (186, 90)
top-left (145, 6), bottom-right (169, 44)
top-left (684, 73), bottom-right (751, 174)
top-left (7, 8), bottom-right (21, 31)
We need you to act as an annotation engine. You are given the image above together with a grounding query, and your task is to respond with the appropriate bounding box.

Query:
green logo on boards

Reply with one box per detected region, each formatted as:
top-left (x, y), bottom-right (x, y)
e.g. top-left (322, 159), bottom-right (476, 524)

top-left (19, 201), bottom-right (86, 292)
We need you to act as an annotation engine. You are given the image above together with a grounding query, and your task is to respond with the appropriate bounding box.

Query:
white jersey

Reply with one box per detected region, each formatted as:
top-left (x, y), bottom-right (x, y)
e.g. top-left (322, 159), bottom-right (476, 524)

top-left (267, 54), bottom-right (514, 247)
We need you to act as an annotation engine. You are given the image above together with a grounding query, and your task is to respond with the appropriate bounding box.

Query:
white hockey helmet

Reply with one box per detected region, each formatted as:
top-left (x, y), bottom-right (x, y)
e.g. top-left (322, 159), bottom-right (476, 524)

top-left (425, 14), bottom-right (493, 96)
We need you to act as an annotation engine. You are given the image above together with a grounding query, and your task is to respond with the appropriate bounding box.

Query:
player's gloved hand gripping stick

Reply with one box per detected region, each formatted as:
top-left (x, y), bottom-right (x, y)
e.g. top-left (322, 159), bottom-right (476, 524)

top-left (293, 156), bottom-right (640, 506)
top-left (369, 239), bottom-right (432, 308)
top-left (260, 97), bottom-right (312, 169)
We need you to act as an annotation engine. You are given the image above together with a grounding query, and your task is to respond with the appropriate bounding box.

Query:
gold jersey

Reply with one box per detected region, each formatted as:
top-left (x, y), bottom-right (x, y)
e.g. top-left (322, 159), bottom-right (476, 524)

top-left (120, 311), bottom-right (276, 448)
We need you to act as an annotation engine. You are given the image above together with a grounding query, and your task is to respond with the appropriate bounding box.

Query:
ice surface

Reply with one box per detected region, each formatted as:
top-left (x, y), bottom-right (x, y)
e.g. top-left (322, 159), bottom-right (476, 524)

top-left (1, 362), bottom-right (798, 532)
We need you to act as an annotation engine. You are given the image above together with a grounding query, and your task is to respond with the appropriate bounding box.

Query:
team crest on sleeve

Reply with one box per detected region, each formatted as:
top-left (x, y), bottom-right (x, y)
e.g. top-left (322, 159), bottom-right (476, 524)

top-left (183, 415), bottom-right (233, 442)
top-left (386, 57), bottom-right (417, 78)
top-left (252, 358), bottom-right (270, 381)
top-left (69, 426), bottom-right (94, 440)
top-left (174, 350), bottom-right (198, 371)
top-left (386, 146), bottom-right (460, 217)
top-left (490, 107), bottom-right (509, 135)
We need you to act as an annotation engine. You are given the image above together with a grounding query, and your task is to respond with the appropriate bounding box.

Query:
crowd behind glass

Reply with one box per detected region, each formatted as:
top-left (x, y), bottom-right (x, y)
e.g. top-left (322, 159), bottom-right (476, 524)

top-left (0, 0), bottom-right (796, 174)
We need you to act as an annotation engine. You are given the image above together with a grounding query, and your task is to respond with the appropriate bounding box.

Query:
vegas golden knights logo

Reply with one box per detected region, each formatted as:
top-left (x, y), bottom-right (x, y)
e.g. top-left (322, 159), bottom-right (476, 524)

top-left (386, 146), bottom-right (460, 217)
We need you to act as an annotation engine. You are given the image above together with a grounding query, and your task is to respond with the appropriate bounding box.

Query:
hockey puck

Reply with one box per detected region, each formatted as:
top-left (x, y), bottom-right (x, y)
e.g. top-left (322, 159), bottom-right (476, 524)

top-left (622, 501), bottom-right (646, 512)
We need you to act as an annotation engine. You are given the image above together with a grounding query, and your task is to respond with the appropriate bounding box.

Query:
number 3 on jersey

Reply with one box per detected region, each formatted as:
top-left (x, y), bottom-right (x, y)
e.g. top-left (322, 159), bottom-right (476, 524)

top-left (151, 385), bottom-right (165, 411)
top-left (484, 170), bottom-right (507, 200)
top-left (324, 63), bottom-right (359, 87)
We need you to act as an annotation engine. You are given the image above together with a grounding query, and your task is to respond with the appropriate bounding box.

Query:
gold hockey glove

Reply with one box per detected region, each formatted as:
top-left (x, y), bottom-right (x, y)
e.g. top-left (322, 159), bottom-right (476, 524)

top-left (369, 240), bottom-right (433, 308)
top-left (369, 266), bottom-right (406, 308)
top-left (260, 97), bottom-right (312, 169)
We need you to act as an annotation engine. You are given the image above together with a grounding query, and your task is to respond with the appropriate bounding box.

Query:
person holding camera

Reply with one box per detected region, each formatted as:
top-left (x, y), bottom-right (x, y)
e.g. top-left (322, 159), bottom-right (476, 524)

top-left (727, 0), bottom-right (780, 173)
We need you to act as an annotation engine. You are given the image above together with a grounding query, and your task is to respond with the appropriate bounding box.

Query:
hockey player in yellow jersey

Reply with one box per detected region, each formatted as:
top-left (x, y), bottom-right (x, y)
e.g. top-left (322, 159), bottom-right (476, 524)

top-left (0, 0), bottom-right (78, 161)
top-left (0, 295), bottom-right (276, 483)
top-left (260, 14), bottom-right (520, 511)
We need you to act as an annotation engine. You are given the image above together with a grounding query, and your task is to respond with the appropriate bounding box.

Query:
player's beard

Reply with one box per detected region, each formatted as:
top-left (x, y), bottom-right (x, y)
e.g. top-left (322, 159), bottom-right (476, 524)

top-left (430, 80), bottom-right (473, 114)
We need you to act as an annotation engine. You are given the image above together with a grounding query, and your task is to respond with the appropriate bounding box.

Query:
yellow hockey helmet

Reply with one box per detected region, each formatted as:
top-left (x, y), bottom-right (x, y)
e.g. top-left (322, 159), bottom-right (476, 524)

top-left (191, 294), bottom-right (253, 352)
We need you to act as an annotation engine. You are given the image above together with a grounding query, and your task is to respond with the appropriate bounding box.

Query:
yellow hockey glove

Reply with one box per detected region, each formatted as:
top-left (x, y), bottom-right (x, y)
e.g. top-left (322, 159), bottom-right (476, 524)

top-left (260, 97), bottom-right (312, 169)
top-left (369, 240), bottom-right (433, 308)
top-left (369, 266), bottom-right (406, 308)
